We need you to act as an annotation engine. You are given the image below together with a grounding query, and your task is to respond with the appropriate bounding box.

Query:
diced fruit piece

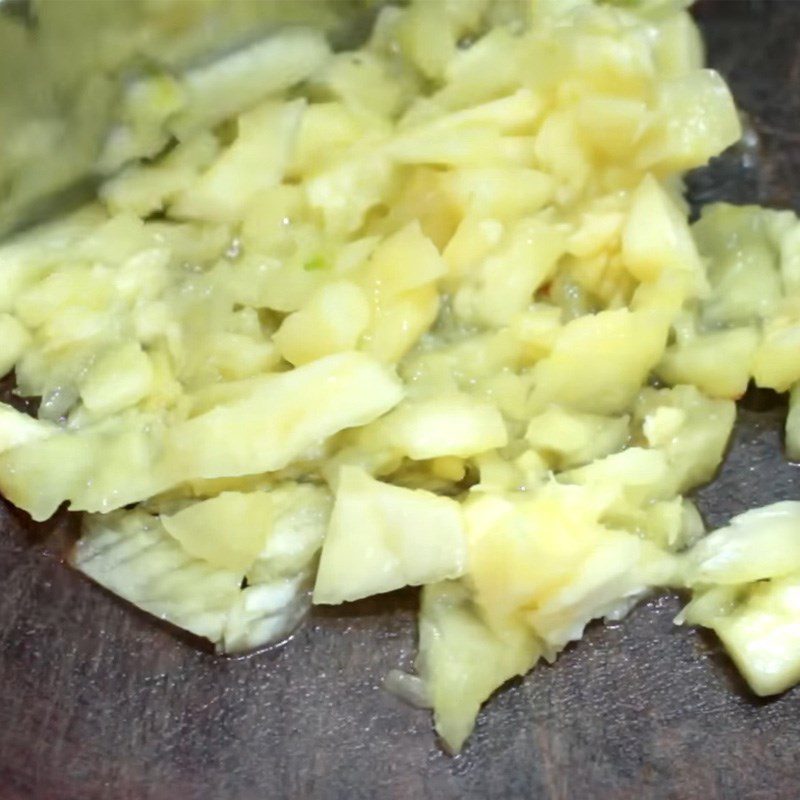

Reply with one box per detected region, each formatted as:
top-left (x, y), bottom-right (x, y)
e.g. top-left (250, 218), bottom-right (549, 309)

top-left (454, 217), bottom-right (566, 328)
top-left (80, 342), bottom-right (154, 417)
top-left (683, 574), bottom-right (800, 697)
top-left (0, 403), bottom-right (55, 453)
top-left (752, 300), bottom-right (800, 392)
top-left (692, 203), bottom-right (784, 327)
top-left (170, 29), bottom-right (329, 138)
top-left (0, 413), bottom-right (168, 520)
top-left (363, 284), bottom-right (439, 363)
top-left (222, 572), bottom-right (311, 654)
top-left (636, 69), bottom-right (741, 172)
top-left (635, 384), bottom-right (735, 494)
top-left (313, 466), bottom-right (466, 604)
top-left (525, 407), bottom-right (629, 470)
top-left (528, 309), bottom-right (669, 415)
top-left (162, 492), bottom-right (280, 572)
top-left (463, 484), bottom-right (677, 649)
top-left (245, 483), bottom-right (331, 583)
top-left (657, 327), bottom-right (758, 399)
top-left (683, 502), bottom-right (800, 586)
top-left (71, 510), bottom-right (242, 643)
top-left (165, 352), bottom-right (403, 482)
top-left (380, 394), bottom-right (508, 460)
top-left (170, 100), bottom-right (305, 222)
top-left (621, 174), bottom-right (706, 295)
top-left (417, 580), bottom-right (541, 753)
top-left (272, 281), bottom-right (371, 366)
top-left (362, 221), bottom-right (446, 302)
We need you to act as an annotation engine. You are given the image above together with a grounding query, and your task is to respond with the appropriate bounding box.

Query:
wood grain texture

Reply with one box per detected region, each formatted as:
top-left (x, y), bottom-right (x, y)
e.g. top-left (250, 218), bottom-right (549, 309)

top-left (1, 3), bottom-right (800, 799)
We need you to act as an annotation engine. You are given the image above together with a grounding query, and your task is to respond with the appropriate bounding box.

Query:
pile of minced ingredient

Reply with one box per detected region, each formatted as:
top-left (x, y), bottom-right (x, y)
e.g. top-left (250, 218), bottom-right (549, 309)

top-left (1, 0), bottom-right (800, 753)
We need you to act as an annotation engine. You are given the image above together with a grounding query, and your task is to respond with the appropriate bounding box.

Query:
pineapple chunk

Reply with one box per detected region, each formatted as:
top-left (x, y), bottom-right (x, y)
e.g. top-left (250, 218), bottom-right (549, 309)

top-left (222, 572), bottom-right (311, 654)
top-left (417, 580), bottom-right (541, 753)
top-left (752, 299), bottom-right (800, 392)
top-left (525, 407), bottom-right (630, 470)
top-left (362, 221), bottom-right (446, 302)
top-left (463, 483), bottom-right (676, 648)
top-left (163, 484), bottom-right (330, 577)
top-left (170, 100), bottom-right (305, 222)
top-left (246, 484), bottom-right (331, 583)
top-left (528, 309), bottom-right (669, 415)
top-left (453, 217), bottom-right (566, 328)
top-left (164, 352), bottom-right (403, 482)
top-left (683, 575), bottom-right (800, 697)
top-left (80, 342), bottom-right (154, 417)
top-left (162, 492), bottom-right (281, 572)
top-left (657, 327), bottom-right (758, 399)
top-left (380, 394), bottom-right (508, 460)
top-left (72, 510), bottom-right (242, 643)
top-left (683, 502), bottom-right (800, 587)
top-left (0, 413), bottom-right (167, 521)
top-left (272, 282), bottom-right (371, 366)
top-left (170, 29), bottom-right (330, 139)
top-left (0, 403), bottom-right (56, 453)
top-left (635, 385), bottom-right (735, 495)
top-left (692, 203), bottom-right (784, 327)
top-left (313, 466), bottom-right (466, 604)
top-left (621, 174), bottom-right (706, 294)
top-left (636, 69), bottom-right (741, 172)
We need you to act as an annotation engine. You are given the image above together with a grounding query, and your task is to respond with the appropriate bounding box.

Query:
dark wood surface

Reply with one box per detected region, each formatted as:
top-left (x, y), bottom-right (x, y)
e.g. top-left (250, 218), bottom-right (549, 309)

top-left (1, 3), bottom-right (800, 799)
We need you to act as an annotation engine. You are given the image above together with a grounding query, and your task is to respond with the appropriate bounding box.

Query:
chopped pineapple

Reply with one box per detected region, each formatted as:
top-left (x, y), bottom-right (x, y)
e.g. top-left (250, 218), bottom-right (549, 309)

top-left (683, 575), bottom-right (800, 697)
top-left (683, 502), bottom-right (800, 587)
top-left (417, 581), bottom-right (541, 753)
top-left (72, 510), bottom-right (243, 643)
top-left (0, 0), bottom-right (794, 755)
top-left (313, 466), bottom-right (466, 604)
top-left (379, 394), bottom-right (508, 460)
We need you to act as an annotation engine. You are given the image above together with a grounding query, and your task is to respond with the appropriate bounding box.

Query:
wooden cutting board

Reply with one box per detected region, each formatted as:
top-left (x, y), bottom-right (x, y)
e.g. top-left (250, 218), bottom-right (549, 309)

top-left (1, 3), bottom-right (799, 798)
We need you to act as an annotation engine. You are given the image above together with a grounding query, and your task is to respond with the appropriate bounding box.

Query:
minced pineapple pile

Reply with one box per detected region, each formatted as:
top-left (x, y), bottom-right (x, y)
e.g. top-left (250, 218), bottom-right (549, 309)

top-left (2, 0), bottom-right (800, 751)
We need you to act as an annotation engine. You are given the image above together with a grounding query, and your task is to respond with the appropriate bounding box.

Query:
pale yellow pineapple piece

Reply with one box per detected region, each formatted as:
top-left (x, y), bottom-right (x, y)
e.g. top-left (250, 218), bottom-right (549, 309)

top-left (621, 174), bottom-right (706, 294)
top-left (692, 203), bottom-right (784, 327)
top-left (0, 403), bottom-right (56, 453)
top-left (657, 327), bottom-right (759, 399)
top-left (272, 282), bottom-right (371, 366)
top-left (453, 217), bottom-right (566, 328)
top-left (683, 502), bottom-right (800, 587)
top-left (417, 580), bottom-right (541, 753)
top-left (637, 69), bottom-right (741, 172)
top-left (362, 221), bottom-right (446, 302)
top-left (635, 385), bottom-right (735, 495)
top-left (380, 394), bottom-right (508, 460)
top-left (363, 284), bottom-right (439, 364)
top-left (752, 299), bottom-right (800, 392)
top-left (528, 309), bottom-right (669, 415)
top-left (463, 483), bottom-right (676, 649)
top-left (71, 510), bottom-right (243, 643)
top-left (170, 29), bottom-right (330, 139)
top-left (170, 100), bottom-right (305, 222)
top-left (165, 352), bottom-right (403, 482)
top-left (525, 407), bottom-right (630, 470)
top-left (80, 342), bottom-right (154, 417)
top-left (313, 466), bottom-right (466, 604)
top-left (288, 103), bottom-right (366, 178)
top-left (162, 492), bottom-right (281, 572)
top-left (683, 575), bottom-right (800, 697)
